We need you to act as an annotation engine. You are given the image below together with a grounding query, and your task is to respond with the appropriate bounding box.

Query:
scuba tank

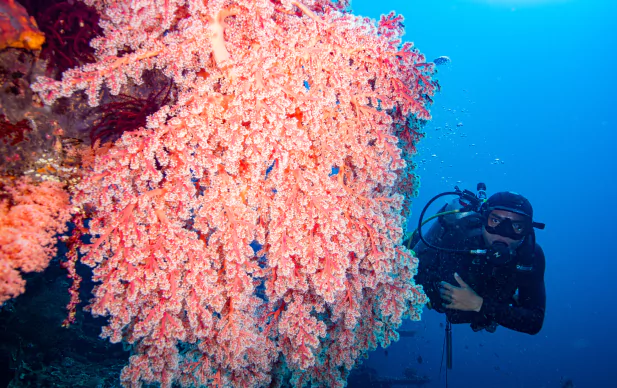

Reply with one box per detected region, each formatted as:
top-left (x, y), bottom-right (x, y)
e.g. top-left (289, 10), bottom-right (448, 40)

top-left (406, 183), bottom-right (487, 252)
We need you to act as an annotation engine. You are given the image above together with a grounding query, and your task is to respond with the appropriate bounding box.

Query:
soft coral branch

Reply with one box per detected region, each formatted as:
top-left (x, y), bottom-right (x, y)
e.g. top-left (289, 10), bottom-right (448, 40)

top-left (0, 177), bottom-right (73, 305)
top-left (35, 0), bottom-right (435, 386)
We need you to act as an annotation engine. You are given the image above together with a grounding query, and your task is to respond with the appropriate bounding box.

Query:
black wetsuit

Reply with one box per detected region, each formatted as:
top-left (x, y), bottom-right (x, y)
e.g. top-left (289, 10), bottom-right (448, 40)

top-left (408, 216), bottom-right (546, 335)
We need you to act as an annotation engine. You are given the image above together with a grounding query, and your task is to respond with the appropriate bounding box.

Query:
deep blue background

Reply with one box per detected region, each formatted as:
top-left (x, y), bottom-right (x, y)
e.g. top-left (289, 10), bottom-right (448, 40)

top-left (349, 0), bottom-right (617, 387)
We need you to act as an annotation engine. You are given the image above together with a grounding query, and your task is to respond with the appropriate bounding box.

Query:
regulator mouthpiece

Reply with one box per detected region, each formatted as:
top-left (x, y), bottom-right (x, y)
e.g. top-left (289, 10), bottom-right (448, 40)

top-left (486, 241), bottom-right (513, 266)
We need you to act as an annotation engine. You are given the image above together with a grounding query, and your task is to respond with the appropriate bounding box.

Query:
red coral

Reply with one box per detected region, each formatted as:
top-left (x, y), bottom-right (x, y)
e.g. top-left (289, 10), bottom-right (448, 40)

top-left (19, 0), bottom-right (103, 77)
top-left (89, 78), bottom-right (175, 146)
top-left (0, 114), bottom-right (31, 146)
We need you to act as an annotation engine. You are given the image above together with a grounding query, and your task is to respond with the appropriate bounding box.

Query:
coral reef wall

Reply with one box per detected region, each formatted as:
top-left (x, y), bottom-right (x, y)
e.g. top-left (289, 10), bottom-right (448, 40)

top-left (2, 0), bottom-right (438, 387)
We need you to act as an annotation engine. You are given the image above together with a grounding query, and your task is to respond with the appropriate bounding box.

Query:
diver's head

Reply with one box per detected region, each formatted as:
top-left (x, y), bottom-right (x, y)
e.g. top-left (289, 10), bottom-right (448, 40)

top-left (482, 209), bottom-right (529, 251)
top-left (481, 191), bottom-right (534, 253)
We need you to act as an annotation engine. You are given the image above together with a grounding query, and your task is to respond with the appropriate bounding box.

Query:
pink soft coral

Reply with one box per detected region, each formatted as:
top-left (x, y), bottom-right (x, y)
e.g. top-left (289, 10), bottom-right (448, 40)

top-left (0, 176), bottom-right (73, 305)
top-left (32, 0), bottom-right (434, 386)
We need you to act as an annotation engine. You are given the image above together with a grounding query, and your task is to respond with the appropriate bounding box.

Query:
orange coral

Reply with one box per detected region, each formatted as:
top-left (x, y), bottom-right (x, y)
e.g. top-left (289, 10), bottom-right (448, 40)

top-left (0, 176), bottom-right (73, 305)
top-left (0, 0), bottom-right (45, 50)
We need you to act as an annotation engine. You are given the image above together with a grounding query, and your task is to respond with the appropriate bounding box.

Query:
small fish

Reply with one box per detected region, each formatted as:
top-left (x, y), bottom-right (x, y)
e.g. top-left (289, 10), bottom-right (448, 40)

top-left (54, 136), bottom-right (83, 154)
top-left (433, 56), bottom-right (451, 66)
top-left (60, 137), bottom-right (84, 147)
top-left (417, 355), bottom-right (423, 364)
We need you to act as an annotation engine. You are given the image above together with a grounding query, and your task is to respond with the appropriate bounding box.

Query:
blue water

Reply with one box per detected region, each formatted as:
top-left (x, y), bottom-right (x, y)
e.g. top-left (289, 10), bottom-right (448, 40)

top-left (350, 0), bottom-right (617, 387)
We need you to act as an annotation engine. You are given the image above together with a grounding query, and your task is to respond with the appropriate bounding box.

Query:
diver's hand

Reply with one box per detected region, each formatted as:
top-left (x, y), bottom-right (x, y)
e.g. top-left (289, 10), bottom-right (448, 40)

top-left (439, 273), bottom-right (484, 312)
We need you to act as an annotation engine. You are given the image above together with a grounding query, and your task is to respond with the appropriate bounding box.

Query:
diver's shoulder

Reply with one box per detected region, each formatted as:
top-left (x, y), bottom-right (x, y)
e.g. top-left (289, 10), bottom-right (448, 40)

top-left (529, 241), bottom-right (546, 273)
top-left (532, 241), bottom-right (545, 260)
top-left (517, 238), bottom-right (545, 267)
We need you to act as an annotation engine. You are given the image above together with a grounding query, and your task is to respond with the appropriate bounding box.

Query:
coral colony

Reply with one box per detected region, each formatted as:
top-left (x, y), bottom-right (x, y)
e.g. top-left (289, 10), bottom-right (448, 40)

top-left (1, 0), bottom-right (439, 386)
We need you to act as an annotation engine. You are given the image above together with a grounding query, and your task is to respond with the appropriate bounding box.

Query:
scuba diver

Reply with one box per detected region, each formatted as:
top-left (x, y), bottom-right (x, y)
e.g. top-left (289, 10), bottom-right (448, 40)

top-left (406, 184), bottom-right (546, 335)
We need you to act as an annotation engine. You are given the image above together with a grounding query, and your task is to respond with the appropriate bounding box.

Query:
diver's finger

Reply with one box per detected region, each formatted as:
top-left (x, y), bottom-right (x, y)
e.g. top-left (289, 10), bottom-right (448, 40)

top-left (439, 288), bottom-right (451, 297)
top-left (440, 292), bottom-right (453, 303)
top-left (454, 273), bottom-right (469, 288)
top-left (440, 282), bottom-right (455, 291)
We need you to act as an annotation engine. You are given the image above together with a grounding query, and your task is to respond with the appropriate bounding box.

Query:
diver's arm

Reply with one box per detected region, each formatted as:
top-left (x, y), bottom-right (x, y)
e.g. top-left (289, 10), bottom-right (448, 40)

top-left (478, 245), bottom-right (546, 335)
